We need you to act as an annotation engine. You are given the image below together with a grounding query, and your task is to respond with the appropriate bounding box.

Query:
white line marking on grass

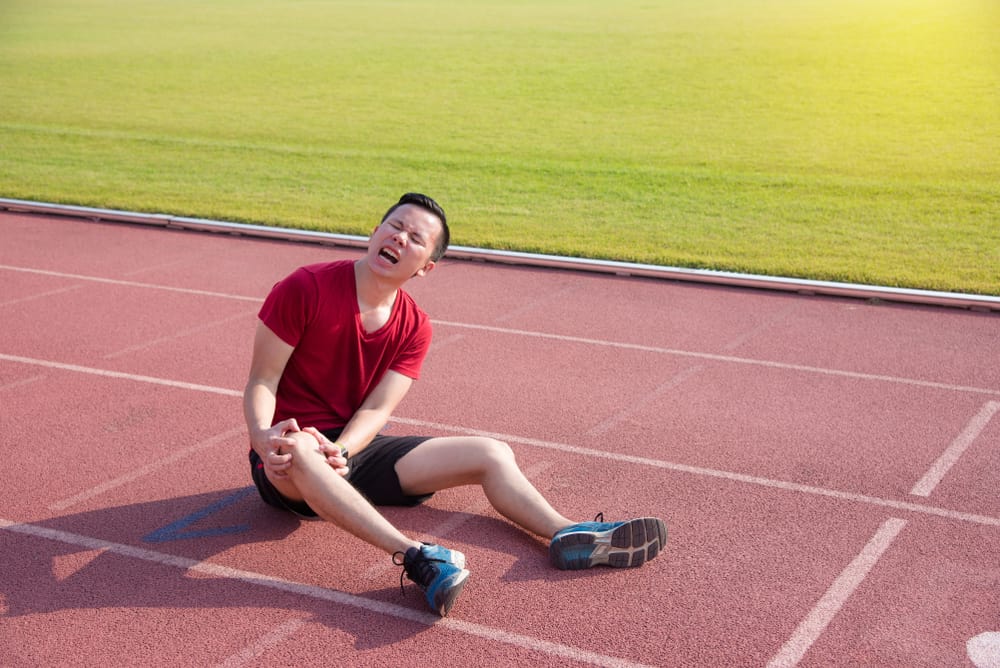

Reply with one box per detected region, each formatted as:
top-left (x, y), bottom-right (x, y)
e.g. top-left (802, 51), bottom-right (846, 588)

top-left (0, 519), bottom-right (654, 668)
top-left (5, 356), bottom-right (998, 528)
top-left (910, 401), bottom-right (1000, 497)
top-left (433, 320), bottom-right (1000, 397)
top-left (0, 264), bottom-right (260, 302)
top-left (214, 618), bottom-right (309, 668)
top-left (766, 518), bottom-right (908, 668)
top-left (49, 426), bottom-right (245, 511)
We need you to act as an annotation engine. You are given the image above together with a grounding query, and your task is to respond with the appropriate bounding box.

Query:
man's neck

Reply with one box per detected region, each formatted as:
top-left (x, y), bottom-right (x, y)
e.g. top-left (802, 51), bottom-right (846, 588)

top-left (353, 259), bottom-right (400, 309)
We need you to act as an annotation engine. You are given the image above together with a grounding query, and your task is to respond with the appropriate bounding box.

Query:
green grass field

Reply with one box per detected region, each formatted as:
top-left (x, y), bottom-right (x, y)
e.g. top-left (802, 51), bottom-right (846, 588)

top-left (1, 0), bottom-right (997, 294)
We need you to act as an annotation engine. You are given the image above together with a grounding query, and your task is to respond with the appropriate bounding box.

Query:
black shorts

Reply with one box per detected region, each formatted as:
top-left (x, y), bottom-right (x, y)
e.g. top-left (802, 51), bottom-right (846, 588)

top-left (249, 430), bottom-right (433, 518)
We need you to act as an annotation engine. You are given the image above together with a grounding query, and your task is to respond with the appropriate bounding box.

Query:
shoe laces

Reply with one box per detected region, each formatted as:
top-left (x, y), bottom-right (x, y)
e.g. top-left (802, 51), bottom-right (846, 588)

top-left (393, 548), bottom-right (447, 594)
top-left (593, 512), bottom-right (604, 522)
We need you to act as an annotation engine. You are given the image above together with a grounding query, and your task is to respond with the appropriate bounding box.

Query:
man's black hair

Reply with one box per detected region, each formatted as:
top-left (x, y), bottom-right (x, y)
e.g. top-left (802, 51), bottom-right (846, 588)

top-left (381, 193), bottom-right (450, 262)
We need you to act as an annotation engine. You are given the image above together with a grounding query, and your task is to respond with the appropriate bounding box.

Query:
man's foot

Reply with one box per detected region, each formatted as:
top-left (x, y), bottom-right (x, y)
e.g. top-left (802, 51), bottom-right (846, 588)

top-left (549, 514), bottom-right (667, 570)
top-left (394, 544), bottom-right (469, 616)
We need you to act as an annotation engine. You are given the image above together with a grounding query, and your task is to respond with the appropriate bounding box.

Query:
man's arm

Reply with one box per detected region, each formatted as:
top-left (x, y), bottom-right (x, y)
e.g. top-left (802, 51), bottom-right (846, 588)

top-left (333, 369), bottom-right (415, 456)
top-left (243, 320), bottom-right (300, 477)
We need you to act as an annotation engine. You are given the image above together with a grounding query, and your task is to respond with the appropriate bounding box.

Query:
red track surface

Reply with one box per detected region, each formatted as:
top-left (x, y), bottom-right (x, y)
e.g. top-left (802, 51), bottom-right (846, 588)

top-left (1, 211), bottom-right (998, 667)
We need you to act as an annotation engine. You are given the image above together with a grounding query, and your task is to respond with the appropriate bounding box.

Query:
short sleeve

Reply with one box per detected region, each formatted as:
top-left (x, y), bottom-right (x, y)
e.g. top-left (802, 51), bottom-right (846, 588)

top-left (258, 267), bottom-right (316, 347)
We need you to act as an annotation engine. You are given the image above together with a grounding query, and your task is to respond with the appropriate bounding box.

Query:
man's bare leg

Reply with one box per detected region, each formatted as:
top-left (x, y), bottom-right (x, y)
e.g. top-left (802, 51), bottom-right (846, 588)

top-left (267, 430), bottom-right (420, 555)
top-left (267, 431), bottom-right (470, 616)
top-left (394, 436), bottom-right (574, 538)
top-left (395, 436), bottom-right (668, 571)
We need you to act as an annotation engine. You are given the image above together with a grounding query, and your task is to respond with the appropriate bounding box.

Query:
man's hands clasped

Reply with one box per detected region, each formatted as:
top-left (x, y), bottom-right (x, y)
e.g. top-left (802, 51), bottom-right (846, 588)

top-left (303, 426), bottom-right (350, 477)
top-left (252, 419), bottom-right (349, 480)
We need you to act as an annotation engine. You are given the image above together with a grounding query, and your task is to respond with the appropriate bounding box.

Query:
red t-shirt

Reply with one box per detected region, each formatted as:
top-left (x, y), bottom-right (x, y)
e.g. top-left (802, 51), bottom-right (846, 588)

top-left (258, 260), bottom-right (432, 431)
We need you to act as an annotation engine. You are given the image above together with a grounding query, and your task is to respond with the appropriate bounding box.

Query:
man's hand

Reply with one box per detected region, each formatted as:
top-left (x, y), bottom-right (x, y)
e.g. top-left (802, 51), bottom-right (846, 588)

top-left (302, 427), bottom-right (350, 478)
top-left (251, 418), bottom-right (300, 479)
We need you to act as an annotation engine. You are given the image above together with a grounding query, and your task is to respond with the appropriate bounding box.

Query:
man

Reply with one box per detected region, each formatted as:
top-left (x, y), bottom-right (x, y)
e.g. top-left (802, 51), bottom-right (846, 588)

top-left (244, 193), bottom-right (667, 617)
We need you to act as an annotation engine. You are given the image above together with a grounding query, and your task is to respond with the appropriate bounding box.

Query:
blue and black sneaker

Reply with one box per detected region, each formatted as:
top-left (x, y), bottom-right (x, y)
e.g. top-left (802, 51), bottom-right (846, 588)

top-left (549, 514), bottom-right (667, 570)
top-left (394, 544), bottom-right (469, 617)
top-left (419, 542), bottom-right (466, 569)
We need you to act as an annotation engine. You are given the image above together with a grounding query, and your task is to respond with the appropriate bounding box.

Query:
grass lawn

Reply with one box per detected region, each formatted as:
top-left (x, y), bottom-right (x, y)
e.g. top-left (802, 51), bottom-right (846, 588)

top-left (1, 0), bottom-right (997, 294)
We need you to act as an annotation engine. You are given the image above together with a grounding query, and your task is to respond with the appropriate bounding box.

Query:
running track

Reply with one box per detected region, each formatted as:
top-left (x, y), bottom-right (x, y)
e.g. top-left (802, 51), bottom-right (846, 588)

top-left (1, 210), bottom-right (998, 667)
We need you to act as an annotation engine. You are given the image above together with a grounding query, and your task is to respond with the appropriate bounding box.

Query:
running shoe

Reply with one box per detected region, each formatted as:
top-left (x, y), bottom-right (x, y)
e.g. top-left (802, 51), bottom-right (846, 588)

top-left (394, 544), bottom-right (469, 617)
top-left (549, 514), bottom-right (667, 570)
top-left (420, 542), bottom-right (466, 569)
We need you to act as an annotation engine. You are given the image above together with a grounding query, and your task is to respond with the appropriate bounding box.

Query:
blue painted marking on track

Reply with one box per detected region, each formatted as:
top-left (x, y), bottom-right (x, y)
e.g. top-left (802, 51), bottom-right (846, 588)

top-left (143, 487), bottom-right (256, 543)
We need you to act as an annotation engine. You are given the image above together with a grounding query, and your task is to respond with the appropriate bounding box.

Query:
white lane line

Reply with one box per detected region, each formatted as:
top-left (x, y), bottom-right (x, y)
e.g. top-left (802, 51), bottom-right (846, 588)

top-left (491, 284), bottom-right (581, 324)
top-left (361, 461), bottom-right (554, 582)
top-left (721, 303), bottom-right (799, 352)
top-left (103, 310), bottom-right (255, 359)
top-left (4, 355), bottom-right (999, 528)
top-left (766, 518), bottom-right (908, 668)
top-left (910, 401), bottom-right (1000, 497)
top-left (434, 320), bottom-right (1000, 397)
top-left (0, 519), bottom-right (654, 668)
top-left (49, 426), bottom-right (246, 511)
top-left (2, 262), bottom-right (997, 397)
top-left (590, 303), bottom-right (794, 435)
top-left (0, 264), bottom-right (260, 302)
top-left (587, 364), bottom-right (704, 436)
top-left (0, 283), bottom-right (85, 308)
top-left (393, 417), bottom-right (1000, 529)
top-left (968, 632), bottom-right (1000, 668)
top-left (426, 332), bottom-right (468, 353)
top-left (0, 354), bottom-right (242, 397)
top-left (0, 374), bottom-right (46, 392)
top-left (214, 618), bottom-right (309, 668)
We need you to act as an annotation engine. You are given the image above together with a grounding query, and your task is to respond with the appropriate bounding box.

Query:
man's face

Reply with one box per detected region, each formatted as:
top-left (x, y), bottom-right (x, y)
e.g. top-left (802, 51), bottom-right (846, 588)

top-left (367, 203), bottom-right (443, 279)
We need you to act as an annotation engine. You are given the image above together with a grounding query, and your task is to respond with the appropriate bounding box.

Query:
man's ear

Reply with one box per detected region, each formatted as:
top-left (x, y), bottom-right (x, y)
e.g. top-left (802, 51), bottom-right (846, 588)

top-left (413, 260), bottom-right (436, 278)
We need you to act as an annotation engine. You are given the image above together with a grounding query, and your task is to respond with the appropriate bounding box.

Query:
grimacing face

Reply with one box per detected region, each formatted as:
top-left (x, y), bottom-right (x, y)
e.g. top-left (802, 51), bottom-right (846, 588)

top-left (368, 204), bottom-right (443, 277)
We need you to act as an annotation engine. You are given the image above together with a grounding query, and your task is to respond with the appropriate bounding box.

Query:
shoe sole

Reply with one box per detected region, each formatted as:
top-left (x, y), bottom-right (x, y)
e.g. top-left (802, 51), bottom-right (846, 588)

top-left (432, 568), bottom-right (469, 617)
top-left (550, 518), bottom-right (667, 570)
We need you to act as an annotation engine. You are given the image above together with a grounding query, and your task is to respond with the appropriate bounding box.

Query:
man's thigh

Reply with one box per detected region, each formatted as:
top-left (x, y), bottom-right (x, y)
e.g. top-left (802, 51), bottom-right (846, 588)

top-left (395, 436), bottom-right (512, 496)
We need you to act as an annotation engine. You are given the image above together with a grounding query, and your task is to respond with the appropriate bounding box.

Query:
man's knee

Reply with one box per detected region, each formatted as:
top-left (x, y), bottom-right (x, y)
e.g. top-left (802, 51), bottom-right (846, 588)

top-left (475, 437), bottom-right (516, 467)
top-left (283, 430), bottom-right (323, 467)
